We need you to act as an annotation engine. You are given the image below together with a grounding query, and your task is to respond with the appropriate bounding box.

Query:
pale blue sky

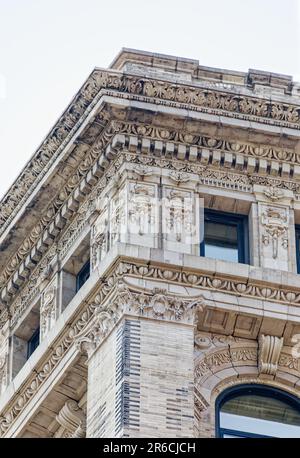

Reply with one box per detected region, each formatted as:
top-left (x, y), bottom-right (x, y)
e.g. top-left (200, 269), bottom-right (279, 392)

top-left (0, 0), bottom-right (299, 200)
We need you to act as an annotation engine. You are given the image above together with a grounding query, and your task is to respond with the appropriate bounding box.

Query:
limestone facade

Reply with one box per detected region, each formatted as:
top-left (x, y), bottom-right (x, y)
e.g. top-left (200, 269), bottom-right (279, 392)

top-left (0, 49), bottom-right (300, 437)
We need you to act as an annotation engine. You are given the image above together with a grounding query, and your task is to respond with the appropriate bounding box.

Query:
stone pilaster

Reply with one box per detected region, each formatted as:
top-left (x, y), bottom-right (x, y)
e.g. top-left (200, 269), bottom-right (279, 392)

top-left (79, 284), bottom-right (205, 438)
top-left (86, 316), bottom-right (195, 438)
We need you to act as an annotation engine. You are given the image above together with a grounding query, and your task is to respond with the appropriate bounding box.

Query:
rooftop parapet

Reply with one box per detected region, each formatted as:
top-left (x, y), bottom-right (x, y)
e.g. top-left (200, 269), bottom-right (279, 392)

top-left (110, 48), bottom-right (299, 97)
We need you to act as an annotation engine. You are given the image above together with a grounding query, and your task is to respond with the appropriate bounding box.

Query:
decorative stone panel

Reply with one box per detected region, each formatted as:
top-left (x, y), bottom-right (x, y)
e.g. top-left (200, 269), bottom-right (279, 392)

top-left (258, 203), bottom-right (290, 270)
top-left (102, 180), bottom-right (160, 250)
top-left (0, 323), bottom-right (9, 396)
top-left (162, 186), bottom-right (200, 254)
top-left (91, 206), bottom-right (109, 271)
top-left (40, 276), bottom-right (59, 340)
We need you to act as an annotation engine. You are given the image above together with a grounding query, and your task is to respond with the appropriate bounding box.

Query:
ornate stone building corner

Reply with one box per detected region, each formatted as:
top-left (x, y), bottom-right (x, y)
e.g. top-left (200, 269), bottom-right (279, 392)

top-left (0, 49), bottom-right (300, 438)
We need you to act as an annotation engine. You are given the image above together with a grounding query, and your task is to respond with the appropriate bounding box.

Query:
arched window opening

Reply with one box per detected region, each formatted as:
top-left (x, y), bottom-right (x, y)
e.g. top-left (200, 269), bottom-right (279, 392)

top-left (216, 384), bottom-right (300, 438)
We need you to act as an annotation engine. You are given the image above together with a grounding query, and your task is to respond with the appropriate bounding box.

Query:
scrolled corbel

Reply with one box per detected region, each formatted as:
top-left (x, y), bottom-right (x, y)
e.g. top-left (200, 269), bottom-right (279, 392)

top-left (258, 334), bottom-right (283, 375)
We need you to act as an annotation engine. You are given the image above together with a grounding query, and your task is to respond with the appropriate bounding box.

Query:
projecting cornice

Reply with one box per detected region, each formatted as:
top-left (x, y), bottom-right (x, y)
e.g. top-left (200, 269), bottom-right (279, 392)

top-left (1, 49), bottom-right (300, 242)
top-left (2, 125), bottom-right (300, 310)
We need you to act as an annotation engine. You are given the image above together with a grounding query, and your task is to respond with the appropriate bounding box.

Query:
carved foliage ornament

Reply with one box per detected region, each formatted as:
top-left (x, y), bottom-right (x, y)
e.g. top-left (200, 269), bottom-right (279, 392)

top-left (76, 281), bottom-right (206, 358)
top-left (194, 333), bottom-right (258, 383)
top-left (263, 186), bottom-right (285, 202)
top-left (128, 183), bottom-right (157, 236)
top-left (55, 400), bottom-right (86, 438)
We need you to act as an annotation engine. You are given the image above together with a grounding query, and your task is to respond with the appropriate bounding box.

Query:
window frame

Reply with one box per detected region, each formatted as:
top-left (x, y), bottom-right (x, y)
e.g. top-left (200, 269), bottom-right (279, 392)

top-left (76, 259), bottom-right (91, 292)
top-left (200, 209), bottom-right (249, 264)
top-left (27, 327), bottom-right (40, 359)
top-left (295, 225), bottom-right (300, 274)
top-left (215, 384), bottom-right (300, 438)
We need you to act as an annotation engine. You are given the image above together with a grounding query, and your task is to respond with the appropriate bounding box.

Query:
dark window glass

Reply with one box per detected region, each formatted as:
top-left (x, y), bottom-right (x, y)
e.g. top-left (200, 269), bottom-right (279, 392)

top-left (76, 260), bottom-right (90, 292)
top-left (201, 210), bottom-right (249, 264)
top-left (27, 327), bottom-right (40, 359)
top-left (295, 226), bottom-right (300, 273)
top-left (216, 385), bottom-right (300, 438)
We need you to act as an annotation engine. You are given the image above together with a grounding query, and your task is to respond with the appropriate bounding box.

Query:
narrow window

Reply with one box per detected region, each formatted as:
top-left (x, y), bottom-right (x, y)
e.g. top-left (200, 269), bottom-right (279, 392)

top-left (200, 210), bottom-right (249, 264)
top-left (60, 233), bottom-right (91, 311)
top-left (76, 259), bottom-right (90, 292)
top-left (11, 299), bottom-right (40, 378)
top-left (27, 327), bottom-right (40, 359)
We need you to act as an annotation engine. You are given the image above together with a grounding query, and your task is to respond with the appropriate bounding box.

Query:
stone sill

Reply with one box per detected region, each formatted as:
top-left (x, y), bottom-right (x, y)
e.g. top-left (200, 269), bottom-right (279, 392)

top-left (110, 242), bottom-right (300, 291)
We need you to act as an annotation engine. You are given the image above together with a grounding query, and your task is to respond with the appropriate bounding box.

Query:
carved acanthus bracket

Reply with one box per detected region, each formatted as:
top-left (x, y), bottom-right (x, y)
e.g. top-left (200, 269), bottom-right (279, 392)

top-left (75, 281), bottom-right (206, 359)
top-left (115, 281), bottom-right (205, 325)
top-left (40, 277), bottom-right (58, 340)
top-left (75, 308), bottom-right (120, 359)
top-left (258, 334), bottom-right (283, 376)
top-left (55, 400), bottom-right (86, 438)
